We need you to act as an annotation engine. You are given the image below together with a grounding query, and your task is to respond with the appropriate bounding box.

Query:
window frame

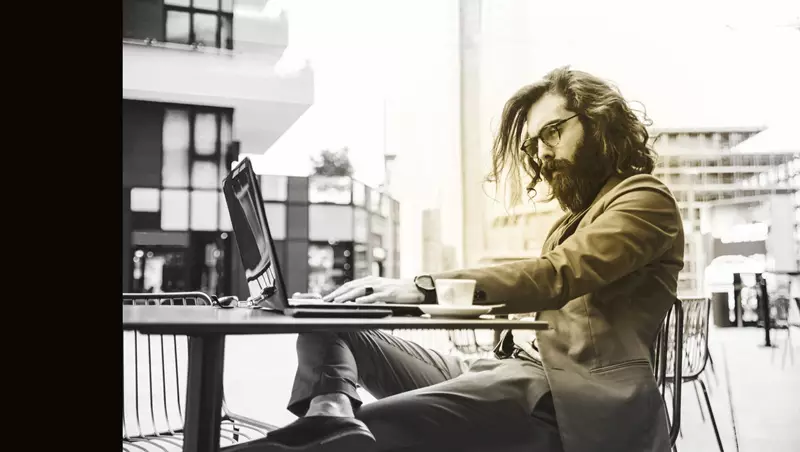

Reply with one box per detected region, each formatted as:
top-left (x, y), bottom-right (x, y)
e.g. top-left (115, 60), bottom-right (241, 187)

top-left (163, 0), bottom-right (234, 50)
top-left (158, 102), bottom-right (235, 232)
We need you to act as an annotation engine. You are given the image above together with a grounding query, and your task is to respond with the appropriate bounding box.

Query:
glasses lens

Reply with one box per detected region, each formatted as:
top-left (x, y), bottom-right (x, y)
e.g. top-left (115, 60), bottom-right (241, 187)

top-left (541, 126), bottom-right (559, 147)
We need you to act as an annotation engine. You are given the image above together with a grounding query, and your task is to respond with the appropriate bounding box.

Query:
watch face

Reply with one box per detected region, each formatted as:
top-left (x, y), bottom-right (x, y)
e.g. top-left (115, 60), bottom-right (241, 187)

top-left (415, 275), bottom-right (435, 291)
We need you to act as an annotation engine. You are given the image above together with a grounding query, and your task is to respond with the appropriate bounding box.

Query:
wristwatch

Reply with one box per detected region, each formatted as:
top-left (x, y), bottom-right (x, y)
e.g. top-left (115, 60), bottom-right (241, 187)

top-left (413, 275), bottom-right (437, 304)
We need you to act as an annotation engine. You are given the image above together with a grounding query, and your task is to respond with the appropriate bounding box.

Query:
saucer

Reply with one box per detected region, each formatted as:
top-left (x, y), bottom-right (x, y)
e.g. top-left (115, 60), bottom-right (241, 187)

top-left (419, 304), bottom-right (501, 318)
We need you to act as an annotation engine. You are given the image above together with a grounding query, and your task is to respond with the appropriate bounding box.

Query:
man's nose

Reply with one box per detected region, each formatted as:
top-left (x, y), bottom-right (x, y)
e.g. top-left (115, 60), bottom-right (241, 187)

top-left (538, 143), bottom-right (554, 161)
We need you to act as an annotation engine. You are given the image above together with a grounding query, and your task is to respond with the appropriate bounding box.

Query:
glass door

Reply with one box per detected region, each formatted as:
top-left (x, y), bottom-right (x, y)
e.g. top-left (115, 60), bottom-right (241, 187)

top-left (131, 247), bottom-right (189, 293)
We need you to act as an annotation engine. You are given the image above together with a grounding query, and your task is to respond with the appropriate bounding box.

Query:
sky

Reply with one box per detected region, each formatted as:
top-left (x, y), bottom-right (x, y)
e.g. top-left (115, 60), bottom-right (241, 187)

top-left (242, 0), bottom-right (800, 187)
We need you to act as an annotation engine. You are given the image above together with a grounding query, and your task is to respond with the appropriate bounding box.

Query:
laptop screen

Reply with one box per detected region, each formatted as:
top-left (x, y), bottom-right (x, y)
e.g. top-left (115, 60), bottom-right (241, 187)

top-left (223, 158), bottom-right (288, 309)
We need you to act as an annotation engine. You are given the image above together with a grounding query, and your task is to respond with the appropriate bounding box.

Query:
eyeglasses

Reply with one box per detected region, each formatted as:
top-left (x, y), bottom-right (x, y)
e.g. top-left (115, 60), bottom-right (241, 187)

top-left (520, 113), bottom-right (580, 157)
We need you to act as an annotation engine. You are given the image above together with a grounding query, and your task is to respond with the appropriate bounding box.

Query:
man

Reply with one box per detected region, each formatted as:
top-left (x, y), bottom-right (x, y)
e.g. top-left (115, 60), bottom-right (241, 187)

top-left (228, 66), bottom-right (684, 452)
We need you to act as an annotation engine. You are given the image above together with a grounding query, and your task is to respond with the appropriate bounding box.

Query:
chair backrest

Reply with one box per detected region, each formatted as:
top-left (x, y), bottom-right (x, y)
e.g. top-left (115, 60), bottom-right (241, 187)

top-left (652, 297), bottom-right (684, 447)
top-left (122, 292), bottom-right (213, 441)
top-left (678, 297), bottom-right (711, 379)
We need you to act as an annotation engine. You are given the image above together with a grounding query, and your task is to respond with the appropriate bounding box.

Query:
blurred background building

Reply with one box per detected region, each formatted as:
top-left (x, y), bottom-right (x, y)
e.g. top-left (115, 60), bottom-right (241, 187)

top-left (122, 0), bottom-right (799, 302)
top-left (122, 0), bottom-right (314, 295)
top-left (483, 126), bottom-right (800, 298)
top-left (244, 173), bottom-right (400, 298)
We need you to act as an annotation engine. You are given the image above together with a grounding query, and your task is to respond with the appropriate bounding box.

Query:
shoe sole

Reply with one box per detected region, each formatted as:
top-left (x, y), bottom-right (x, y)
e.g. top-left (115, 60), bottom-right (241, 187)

top-left (222, 429), bottom-right (376, 452)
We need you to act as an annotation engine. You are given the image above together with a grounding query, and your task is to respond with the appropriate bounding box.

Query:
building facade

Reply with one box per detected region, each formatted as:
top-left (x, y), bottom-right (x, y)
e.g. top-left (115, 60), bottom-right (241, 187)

top-left (652, 127), bottom-right (798, 295)
top-left (122, 0), bottom-right (314, 295)
top-left (241, 174), bottom-right (400, 299)
top-left (483, 127), bottom-right (800, 297)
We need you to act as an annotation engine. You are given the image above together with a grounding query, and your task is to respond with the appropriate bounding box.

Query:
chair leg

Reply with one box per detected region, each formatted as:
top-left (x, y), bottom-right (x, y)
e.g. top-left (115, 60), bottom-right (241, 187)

top-left (693, 380), bottom-right (706, 422)
top-left (707, 350), bottom-right (719, 386)
top-left (701, 372), bottom-right (713, 397)
top-left (697, 379), bottom-right (725, 452)
top-left (665, 384), bottom-right (683, 439)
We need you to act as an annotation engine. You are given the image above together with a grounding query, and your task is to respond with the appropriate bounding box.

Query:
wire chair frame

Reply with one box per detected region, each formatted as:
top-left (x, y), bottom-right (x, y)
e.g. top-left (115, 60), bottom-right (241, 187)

top-left (653, 297), bottom-right (684, 449)
top-left (123, 292), bottom-right (276, 451)
top-left (680, 297), bottom-right (725, 451)
top-left (770, 296), bottom-right (796, 368)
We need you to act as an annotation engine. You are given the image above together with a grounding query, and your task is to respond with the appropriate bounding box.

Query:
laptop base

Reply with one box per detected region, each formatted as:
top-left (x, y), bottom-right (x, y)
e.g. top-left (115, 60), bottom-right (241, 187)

top-left (284, 308), bottom-right (393, 318)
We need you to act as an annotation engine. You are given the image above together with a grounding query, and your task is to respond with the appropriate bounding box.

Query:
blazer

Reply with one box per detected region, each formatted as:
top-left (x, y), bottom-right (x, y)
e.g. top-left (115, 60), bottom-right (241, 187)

top-left (431, 173), bottom-right (685, 452)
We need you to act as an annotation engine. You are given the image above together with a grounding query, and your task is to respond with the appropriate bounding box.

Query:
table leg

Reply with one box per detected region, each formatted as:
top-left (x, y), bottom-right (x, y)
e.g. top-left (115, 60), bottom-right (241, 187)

top-left (184, 334), bottom-right (226, 452)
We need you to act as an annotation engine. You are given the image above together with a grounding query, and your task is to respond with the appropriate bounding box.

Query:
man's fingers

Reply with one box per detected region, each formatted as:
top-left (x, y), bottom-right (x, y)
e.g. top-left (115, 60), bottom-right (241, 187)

top-left (354, 291), bottom-right (392, 304)
top-left (323, 282), bottom-right (355, 302)
top-left (324, 277), bottom-right (378, 302)
top-left (333, 287), bottom-right (366, 303)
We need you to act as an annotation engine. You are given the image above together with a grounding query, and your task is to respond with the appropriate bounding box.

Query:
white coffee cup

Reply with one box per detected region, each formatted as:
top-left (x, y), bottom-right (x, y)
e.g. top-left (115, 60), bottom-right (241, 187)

top-left (435, 279), bottom-right (477, 307)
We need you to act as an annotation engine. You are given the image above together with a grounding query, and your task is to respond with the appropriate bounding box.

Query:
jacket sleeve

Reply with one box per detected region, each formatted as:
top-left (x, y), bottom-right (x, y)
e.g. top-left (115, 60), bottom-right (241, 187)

top-left (431, 178), bottom-right (682, 312)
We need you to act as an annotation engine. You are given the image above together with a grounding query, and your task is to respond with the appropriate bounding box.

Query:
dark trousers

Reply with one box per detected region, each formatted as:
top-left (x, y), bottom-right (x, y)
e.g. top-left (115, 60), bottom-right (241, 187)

top-left (287, 330), bottom-right (563, 452)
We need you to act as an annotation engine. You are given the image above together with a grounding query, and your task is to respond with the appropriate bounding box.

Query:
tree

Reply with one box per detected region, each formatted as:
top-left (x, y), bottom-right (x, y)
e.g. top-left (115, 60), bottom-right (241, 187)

top-left (310, 147), bottom-right (354, 177)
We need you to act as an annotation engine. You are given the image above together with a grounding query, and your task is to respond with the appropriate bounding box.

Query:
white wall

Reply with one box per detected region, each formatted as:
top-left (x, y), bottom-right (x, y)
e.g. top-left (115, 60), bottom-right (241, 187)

top-left (766, 194), bottom-right (798, 271)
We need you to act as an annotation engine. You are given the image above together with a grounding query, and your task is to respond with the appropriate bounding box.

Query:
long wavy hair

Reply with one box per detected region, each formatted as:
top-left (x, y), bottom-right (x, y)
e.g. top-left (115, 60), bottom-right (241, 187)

top-left (486, 66), bottom-right (657, 207)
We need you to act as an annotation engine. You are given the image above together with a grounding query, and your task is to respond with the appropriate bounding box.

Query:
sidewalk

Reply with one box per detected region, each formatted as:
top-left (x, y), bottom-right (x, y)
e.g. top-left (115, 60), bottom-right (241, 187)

top-left (674, 325), bottom-right (798, 451)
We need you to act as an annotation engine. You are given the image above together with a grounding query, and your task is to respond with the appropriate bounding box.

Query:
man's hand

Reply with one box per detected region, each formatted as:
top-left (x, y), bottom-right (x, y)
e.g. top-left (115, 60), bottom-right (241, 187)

top-left (322, 276), bottom-right (425, 304)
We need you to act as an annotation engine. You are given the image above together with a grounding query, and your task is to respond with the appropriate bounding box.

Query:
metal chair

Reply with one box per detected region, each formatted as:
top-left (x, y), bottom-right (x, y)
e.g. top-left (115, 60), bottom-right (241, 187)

top-left (653, 297), bottom-right (684, 451)
top-left (123, 292), bottom-right (275, 451)
top-left (678, 297), bottom-right (726, 451)
top-left (770, 296), bottom-right (796, 368)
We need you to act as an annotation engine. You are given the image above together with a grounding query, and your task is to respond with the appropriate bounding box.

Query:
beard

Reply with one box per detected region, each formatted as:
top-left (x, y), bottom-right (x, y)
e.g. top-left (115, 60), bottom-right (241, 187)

top-left (541, 139), bottom-right (610, 213)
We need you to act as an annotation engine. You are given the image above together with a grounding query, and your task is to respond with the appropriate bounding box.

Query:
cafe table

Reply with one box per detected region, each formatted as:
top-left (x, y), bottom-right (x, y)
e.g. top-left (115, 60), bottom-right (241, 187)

top-left (122, 305), bottom-right (550, 452)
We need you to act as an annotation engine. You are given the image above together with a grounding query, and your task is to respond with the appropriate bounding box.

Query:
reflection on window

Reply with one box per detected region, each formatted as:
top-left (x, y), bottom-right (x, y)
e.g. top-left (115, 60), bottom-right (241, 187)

top-left (199, 242), bottom-right (223, 295)
top-left (163, 109), bottom-right (190, 188)
top-left (131, 188), bottom-right (160, 212)
top-left (308, 244), bottom-right (336, 295)
top-left (191, 190), bottom-right (219, 231)
top-left (192, 160), bottom-right (219, 189)
top-left (309, 177), bottom-right (352, 204)
top-left (194, 112), bottom-right (217, 156)
top-left (161, 189), bottom-right (190, 230)
top-left (308, 242), bottom-right (352, 294)
top-left (165, 0), bottom-right (190, 6)
top-left (194, 13), bottom-right (218, 47)
top-left (165, 11), bottom-right (191, 44)
top-left (131, 248), bottom-right (187, 293)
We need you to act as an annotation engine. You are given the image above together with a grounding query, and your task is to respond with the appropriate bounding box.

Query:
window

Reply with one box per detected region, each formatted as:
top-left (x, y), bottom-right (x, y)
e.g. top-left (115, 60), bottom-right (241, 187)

top-left (152, 103), bottom-right (235, 232)
top-left (164, 0), bottom-right (234, 50)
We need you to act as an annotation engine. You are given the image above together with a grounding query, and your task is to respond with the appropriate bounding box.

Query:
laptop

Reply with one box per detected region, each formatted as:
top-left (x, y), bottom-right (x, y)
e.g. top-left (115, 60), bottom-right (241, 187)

top-left (222, 157), bottom-right (422, 318)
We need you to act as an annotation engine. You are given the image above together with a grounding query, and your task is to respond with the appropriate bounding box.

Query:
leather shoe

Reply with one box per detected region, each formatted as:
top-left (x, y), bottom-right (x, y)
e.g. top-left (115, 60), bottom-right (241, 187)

top-left (221, 415), bottom-right (376, 452)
